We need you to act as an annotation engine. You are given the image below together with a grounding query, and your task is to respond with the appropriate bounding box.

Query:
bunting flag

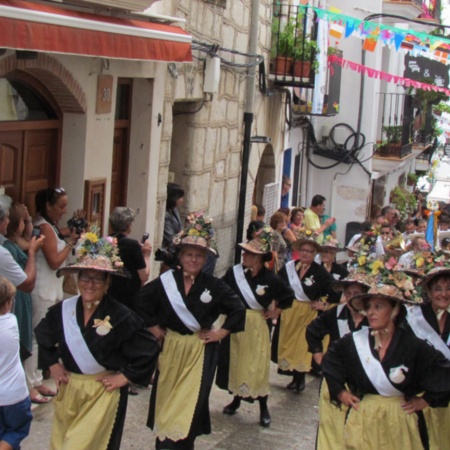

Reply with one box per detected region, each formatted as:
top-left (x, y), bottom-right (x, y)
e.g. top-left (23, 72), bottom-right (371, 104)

top-left (290, 4), bottom-right (450, 63)
top-left (328, 55), bottom-right (450, 96)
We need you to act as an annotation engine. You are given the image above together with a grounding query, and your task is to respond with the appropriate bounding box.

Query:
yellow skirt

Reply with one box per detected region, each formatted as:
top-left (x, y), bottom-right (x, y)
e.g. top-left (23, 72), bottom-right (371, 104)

top-left (154, 330), bottom-right (205, 442)
top-left (228, 309), bottom-right (270, 398)
top-left (277, 301), bottom-right (317, 372)
top-left (51, 371), bottom-right (119, 450)
top-left (423, 405), bottom-right (450, 450)
top-left (344, 394), bottom-right (423, 450)
top-left (317, 378), bottom-right (347, 450)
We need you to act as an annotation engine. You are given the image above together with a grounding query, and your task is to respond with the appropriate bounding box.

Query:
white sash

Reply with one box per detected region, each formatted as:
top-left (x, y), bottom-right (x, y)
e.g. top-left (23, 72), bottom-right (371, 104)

top-left (232, 264), bottom-right (263, 310)
top-left (406, 305), bottom-right (450, 361)
top-left (336, 304), bottom-right (351, 338)
top-left (160, 271), bottom-right (201, 332)
top-left (353, 328), bottom-right (403, 396)
top-left (62, 296), bottom-right (106, 374)
top-left (285, 260), bottom-right (310, 302)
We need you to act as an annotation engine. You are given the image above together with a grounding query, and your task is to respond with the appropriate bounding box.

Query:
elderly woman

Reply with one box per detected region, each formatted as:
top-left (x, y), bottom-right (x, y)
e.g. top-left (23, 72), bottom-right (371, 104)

top-left (323, 273), bottom-right (450, 450)
top-left (306, 274), bottom-right (370, 450)
top-left (108, 206), bottom-right (152, 310)
top-left (34, 232), bottom-right (159, 450)
top-left (289, 207), bottom-right (305, 233)
top-left (405, 266), bottom-right (450, 450)
top-left (271, 233), bottom-right (335, 392)
top-left (135, 213), bottom-right (245, 450)
top-left (217, 231), bottom-right (294, 427)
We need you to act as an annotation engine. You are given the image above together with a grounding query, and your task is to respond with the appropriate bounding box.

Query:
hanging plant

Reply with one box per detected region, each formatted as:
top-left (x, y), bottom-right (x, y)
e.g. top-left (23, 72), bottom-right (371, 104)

top-left (389, 186), bottom-right (417, 220)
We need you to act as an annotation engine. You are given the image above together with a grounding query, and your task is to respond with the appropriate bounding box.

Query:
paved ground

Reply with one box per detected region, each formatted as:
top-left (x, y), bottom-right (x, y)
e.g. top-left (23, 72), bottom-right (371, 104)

top-left (23, 365), bottom-right (320, 449)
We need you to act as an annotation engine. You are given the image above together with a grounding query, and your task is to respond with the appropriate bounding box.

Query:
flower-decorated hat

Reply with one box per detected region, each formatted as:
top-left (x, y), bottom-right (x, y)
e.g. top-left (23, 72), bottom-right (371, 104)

top-left (292, 227), bottom-right (322, 252)
top-left (57, 227), bottom-right (127, 278)
top-left (349, 270), bottom-right (422, 313)
top-left (331, 272), bottom-right (373, 293)
top-left (422, 266), bottom-right (450, 291)
top-left (238, 226), bottom-right (272, 255)
top-left (346, 232), bottom-right (378, 255)
top-left (320, 236), bottom-right (345, 252)
top-left (173, 211), bottom-right (218, 255)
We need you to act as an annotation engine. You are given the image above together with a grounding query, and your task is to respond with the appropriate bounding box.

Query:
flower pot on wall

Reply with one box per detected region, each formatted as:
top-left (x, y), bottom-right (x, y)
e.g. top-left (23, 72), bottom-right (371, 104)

top-left (293, 60), bottom-right (311, 78)
top-left (273, 56), bottom-right (293, 75)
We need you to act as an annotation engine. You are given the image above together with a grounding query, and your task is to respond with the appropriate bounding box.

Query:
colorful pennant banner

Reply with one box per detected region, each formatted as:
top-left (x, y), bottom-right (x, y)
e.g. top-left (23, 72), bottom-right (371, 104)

top-left (328, 54), bottom-right (450, 96)
top-left (293, 4), bottom-right (450, 62)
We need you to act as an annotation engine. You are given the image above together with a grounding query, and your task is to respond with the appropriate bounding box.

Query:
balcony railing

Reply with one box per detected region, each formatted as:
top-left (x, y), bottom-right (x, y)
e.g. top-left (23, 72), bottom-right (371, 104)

top-left (270, 4), bottom-right (318, 87)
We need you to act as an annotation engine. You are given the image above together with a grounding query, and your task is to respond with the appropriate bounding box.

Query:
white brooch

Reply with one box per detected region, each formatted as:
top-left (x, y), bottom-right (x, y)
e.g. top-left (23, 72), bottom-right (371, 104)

top-left (256, 285), bottom-right (268, 296)
top-left (200, 289), bottom-right (212, 303)
top-left (333, 273), bottom-right (341, 280)
top-left (303, 276), bottom-right (315, 286)
top-left (389, 365), bottom-right (408, 384)
top-left (93, 316), bottom-right (113, 336)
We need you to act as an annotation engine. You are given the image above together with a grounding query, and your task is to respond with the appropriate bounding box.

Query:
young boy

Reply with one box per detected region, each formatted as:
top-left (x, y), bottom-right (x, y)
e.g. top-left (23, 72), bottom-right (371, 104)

top-left (0, 276), bottom-right (32, 450)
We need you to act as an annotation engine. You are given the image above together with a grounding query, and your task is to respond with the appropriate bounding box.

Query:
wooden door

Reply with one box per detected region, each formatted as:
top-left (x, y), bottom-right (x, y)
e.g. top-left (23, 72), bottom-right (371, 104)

top-left (110, 125), bottom-right (129, 213)
top-left (0, 121), bottom-right (59, 216)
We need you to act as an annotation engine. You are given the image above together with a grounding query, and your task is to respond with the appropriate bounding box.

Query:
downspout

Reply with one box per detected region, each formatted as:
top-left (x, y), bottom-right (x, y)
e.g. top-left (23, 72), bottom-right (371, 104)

top-left (234, 0), bottom-right (259, 263)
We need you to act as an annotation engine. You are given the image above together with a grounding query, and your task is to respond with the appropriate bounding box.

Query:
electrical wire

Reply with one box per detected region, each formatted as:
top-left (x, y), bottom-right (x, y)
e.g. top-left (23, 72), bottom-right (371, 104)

top-left (173, 100), bottom-right (206, 116)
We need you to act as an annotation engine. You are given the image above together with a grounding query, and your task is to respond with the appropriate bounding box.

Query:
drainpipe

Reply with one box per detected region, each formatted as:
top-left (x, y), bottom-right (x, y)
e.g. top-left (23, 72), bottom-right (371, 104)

top-left (234, 0), bottom-right (259, 264)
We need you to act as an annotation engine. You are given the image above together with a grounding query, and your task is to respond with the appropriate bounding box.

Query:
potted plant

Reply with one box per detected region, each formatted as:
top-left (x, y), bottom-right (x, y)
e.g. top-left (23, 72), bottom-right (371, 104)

top-left (292, 37), bottom-right (319, 78)
top-left (407, 172), bottom-right (418, 187)
top-left (389, 186), bottom-right (417, 220)
top-left (271, 17), bottom-right (296, 75)
top-left (377, 125), bottom-right (403, 157)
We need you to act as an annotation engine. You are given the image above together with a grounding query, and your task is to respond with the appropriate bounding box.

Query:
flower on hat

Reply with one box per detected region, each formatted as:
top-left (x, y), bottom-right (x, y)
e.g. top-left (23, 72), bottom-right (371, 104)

top-left (371, 259), bottom-right (384, 275)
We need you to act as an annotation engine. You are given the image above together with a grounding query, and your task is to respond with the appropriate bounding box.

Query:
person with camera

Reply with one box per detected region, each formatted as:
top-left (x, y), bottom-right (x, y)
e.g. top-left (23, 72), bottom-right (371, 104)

top-left (108, 207), bottom-right (152, 311)
top-left (2, 202), bottom-right (47, 404)
top-left (29, 187), bottom-right (81, 400)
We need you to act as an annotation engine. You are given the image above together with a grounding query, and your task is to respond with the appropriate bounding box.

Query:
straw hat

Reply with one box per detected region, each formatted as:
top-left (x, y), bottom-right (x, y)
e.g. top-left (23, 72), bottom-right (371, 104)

top-left (292, 227), bottom-right (322, 252)
top-left (331, 272), bottom-right (373, 293)
top-left (238, 226), bottom-right (273, 255)
top-left (172, 211), bottom-right (218, 255)
top-left (422, 266), bottom-right (450, 291)
top-left (320, 237), bottom-right (345, 252)
top-left (57, 230), bottom-right (127, 278)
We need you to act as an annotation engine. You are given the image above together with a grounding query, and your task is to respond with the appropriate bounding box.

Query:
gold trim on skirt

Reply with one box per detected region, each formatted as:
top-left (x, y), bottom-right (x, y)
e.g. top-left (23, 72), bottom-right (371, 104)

top-left (154, 329), bottom-right (205, 442)
top-left (317, 378), bottom-right (347, 450)
top-left (228, 309), bottom-right (270, 398)
top-left (344, 394), bottom-right (423, 450)
top-left (277, 301), bottom-right (317, 372)
top-left (423, 405), bottom-right (450, 450)
top-left (50, 371), bottom-right (119, 450)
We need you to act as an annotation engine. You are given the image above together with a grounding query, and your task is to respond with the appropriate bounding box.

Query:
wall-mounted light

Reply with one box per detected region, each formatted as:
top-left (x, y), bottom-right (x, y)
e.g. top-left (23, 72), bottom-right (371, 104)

top-left (250, 135), bottom-right (271, 144)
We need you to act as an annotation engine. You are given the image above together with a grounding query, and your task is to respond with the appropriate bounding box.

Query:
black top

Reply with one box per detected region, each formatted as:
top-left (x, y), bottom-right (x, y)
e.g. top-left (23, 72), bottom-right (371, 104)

top-left (322, 325), bottom-right (450, 408)
top-left (107, 233), bottom-right (146, 309)
top-left (34, 295), bottom-right (159, 386)
top-left (222, 265), bottom-right (295, 310)
top-left (321, 261), bottom-right (349, 283)
top-left (416, 302), bottom-right (450, 345)
top-left (135, 269), bottom-right (246, 335)
top-left (306, 304), bottom-right (368, 354)
top-left (278, 260), bottom-right (337, 302)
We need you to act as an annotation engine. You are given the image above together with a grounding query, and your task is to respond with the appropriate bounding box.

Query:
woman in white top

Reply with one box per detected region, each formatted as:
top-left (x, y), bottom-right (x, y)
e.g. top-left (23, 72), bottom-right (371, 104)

top-left (27, 187), bottom-right (79, 400)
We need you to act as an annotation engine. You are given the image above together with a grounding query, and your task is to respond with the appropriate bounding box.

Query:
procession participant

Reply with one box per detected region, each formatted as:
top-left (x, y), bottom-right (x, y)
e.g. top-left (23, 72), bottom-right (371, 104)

top-left (34, 230), bottom-right (159, 450)
top-left (217, 230), bottom-right (294, 427)
top-left (323, 273), bottom-right (450, 450)
top-left (306, 273), bottom-right (370, 450)
top-left (135, 213), bottom-right (245, 450)
top-left (405, 266), bottom-right (450, 450)
top-left (271, 231), bottom-right (334, 392)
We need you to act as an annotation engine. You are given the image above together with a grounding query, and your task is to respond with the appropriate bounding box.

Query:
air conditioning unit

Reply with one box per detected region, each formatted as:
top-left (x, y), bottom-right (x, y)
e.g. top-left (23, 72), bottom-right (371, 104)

top-left (66, 0), bottom-right (161, 13)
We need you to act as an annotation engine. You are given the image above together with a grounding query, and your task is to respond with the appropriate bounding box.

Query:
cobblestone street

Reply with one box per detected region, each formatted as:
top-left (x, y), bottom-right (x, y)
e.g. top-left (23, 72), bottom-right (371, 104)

top-left (23, 365), bottom-right (320, 449)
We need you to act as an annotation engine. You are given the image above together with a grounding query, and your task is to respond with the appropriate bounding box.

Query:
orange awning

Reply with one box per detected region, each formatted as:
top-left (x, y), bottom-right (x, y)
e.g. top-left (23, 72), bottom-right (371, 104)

top-left (0, 0), bottom-right (192, 62)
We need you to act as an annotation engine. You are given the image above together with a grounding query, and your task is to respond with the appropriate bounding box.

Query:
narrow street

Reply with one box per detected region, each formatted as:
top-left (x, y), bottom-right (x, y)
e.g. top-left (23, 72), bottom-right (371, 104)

top-left (23, 365), bottom-right (320, 449)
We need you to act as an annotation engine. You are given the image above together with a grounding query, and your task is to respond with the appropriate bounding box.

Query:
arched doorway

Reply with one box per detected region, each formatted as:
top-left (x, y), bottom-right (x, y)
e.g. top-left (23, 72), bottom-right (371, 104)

top-left (0, 72), bottom-right (61, 216)
top-left (253, 144), bottom-right (276, 217)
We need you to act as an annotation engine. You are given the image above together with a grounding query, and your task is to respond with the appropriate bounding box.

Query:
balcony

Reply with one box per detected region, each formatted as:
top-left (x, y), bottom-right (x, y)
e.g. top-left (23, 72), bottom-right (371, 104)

top-left (382, 0), bottom-right (441, 25)
top-left (270, 4), bottom-right (318, 88)
top-left (61, 0), bottom-right (160, 12)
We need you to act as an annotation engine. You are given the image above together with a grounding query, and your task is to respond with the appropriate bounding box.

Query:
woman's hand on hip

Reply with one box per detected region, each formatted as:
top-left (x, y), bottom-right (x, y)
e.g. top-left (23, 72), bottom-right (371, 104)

top-left (97, 373), bottom-right (129, 392)
top-left (337, 390), bottom-right (360, 410)
top-left (199, 328), bottom-right (230, 344)
top-left (50, 363), bottom-right (70, 389)
top-left (401, 396), bottom-right (429, 414)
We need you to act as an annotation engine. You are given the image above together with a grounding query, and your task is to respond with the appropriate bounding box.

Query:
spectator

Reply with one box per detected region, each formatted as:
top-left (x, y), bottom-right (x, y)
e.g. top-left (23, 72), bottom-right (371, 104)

top-left (375, 222), bottom-right (394, 256)
top-left (270, 212), bottom-right (296, 269)
top-left (304, 195), bottom-right (335, 244)
top-left (416, 218), bottom-right (427, 234)
top-left (289, 207), bottom-right (305, 233)
top-left (29, 187), bottom-right (79, 399)
top-left (253, 204), bottom-right (266, 222)
top-left (280, 175), bottom-right (292, 208)
top-left (403, 219), bottom-right (416, 239)
top-left (381, 206), bottom-right (395, 225)
top-left (162, 183), bottom-right (184, 249)
top-left (320, 212), bottom-right (337, 240)
top-left (0, 276), bottom-right (32, 450)
top-left (246, 220), bottom-right (265, 241)
top-left (398, 236), bottom-right (430, 268)
top-left (439, 215), bottom-right (450, 232)
top-left (108, 207), bottom-right (152, 310)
